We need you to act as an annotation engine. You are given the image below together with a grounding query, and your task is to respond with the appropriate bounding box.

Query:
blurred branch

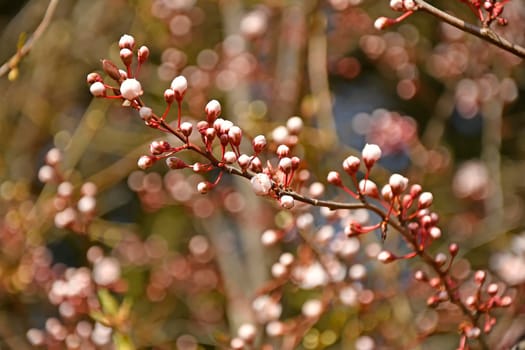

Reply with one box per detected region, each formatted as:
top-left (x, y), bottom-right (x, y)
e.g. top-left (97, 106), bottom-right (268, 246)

top-left (414, 0), bottom-right (525, 58)
top-left (0, 0), bottom-right (60, 79)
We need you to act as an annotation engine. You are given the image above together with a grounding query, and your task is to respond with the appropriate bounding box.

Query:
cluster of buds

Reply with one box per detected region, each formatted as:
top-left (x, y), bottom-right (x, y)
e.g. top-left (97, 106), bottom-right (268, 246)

top-left (374, 0), bottom-right (419, 30)
top-left (39, 148), bottom-right (98, 232)
top-left (460, 0), bottom-right (509, 26)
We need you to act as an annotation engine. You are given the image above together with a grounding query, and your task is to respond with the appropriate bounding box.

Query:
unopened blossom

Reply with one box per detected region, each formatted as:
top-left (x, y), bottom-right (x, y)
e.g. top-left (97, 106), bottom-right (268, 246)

top-left (377, 250), bottom-right (395, 263)
top-left (389, 173), bottom-right (409, 194)
top-left (93, 257), bottom-right (121, 285)
top-left (138, 155), bottom-right (155, 169)
top-left (252, 135), bottom-right (267, 153)
top-left (223, 151), bottom-right (237, 164)
top-left (137, 45), bottom-right (150, 63)
top-left (418, 192), bottom-right (433, 208)
top-left (362, 143), bottom-right (382, 168)
top-left (120, 78), bottom-right (143, 100)
top-left (359, 179), bottom-right (379, 197)
top-left (250, 173), bottom-right (272, 195)
top-left (286, 116), bottom-right (303, 134)
top-left (118, 34), bottom-right (135, 49)
top-left (374, 17), bottom-right (392, 30)
top-left (237, 323), bottom-right (257, 342)
top-left (343, 156), bottom-right (360, 175)
top-left (280, 195), bottom-right (294, 209)
top-left (302, 299), bottom-right (323, 318)
top-left (90, 81), bottom-right (106, 97)
top-left (205, 99), bottom-right (221, 123)
top-left (171, 76), bottom-right (188, 100)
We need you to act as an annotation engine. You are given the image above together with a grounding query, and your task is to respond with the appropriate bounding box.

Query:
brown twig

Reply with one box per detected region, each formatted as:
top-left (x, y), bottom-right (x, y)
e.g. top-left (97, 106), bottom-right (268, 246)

top-left (0, 0), bottom-right (60, 78)
top-left (414, 0), bottom-right (525, 58)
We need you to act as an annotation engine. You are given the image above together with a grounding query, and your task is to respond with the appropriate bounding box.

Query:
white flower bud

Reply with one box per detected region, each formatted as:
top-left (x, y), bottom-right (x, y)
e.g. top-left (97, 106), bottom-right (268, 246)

top-left (418, 192), bottom-right (433, 208)
top-left (286, 116), bottom-right (304, 134)
top-left (389, 173), bottom-right (409, 194)
top-left (359, 179), bottom-right (379, 197)
top-left (302, 299), bottom-right (323, 318)
top-left (279, 195), bottom-right (294, 209)
top-left (90, 81), bottom-right (106, 97)
top-left (118, 34), bottom-right (135, 49)
top-left (276, 144), bottom-right (290, 158)
top-left (252, 135), bottom-right (267, 153)
top-left (170, 76), bottom-right (188, 100)
top-left (237, 154), bottom-right (251, 169)
top-left (390, 0), bottom-right (404, 11)
top-left (223, 151), bottom-right (237, 164)
top-left (139, 106), bottom-right (153, 120)
top-left (278, 157), bottom-right (292, 173)
top-left (237, 323), bottom-right (257, 342)
top-left (250, 173), bottom-right (272, 196)
top-left (228, 126), bottom-right (242, 146)
top-left (362, 143), bottom-right (382, 168)
top-left (137, 155), bottom-right (155, 169)
top-left (205, 99), bottom-right (221, 123)
top-left (197, 181), bottom-right (209, 194)
top-left (374, 17), bottom-right (391, 30)
top-left (343, 156), bottom-right (360, 175)
top-left (377, 250), bottom-right (395, 263)
top-left (381, 184), bottom-right (393, 201)
top-left (120, 78), bottom-right (143, 100)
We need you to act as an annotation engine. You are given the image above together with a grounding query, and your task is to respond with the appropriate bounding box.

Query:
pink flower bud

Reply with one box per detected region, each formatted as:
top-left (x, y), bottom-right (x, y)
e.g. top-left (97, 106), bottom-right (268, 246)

top-left (449, 243), bottom-right (459, 256)
top-left (429, 226), bottom-right (441, 239)
top-left (390, 0), bottom-right (404, 11)
top-left (219, 120), bottom-right (234, 135)
top-left (166, 157), bottom-right (187, 169)
top-left (137, 45), bottom-right (150, 64)
top-left (250, 156), bottom-right (263, 172)
top-left (435, 253), bottom-right (447, 266)
top-left (286, 116), bottom-right (303, 135)
top-left (170, 76), bottom-right (188, 101)
top-left (389, 173), bottom-right (408, 194)
top-left (78, 196), bottom-right (96, 213)
top-left (362, 144), bottom-right (382, 168)
top-left (230, 338), bottom-right (245, 350)
top-left (474, 270), bottom-right (486, 284)
top-left (374, 17), bottom-right (392, 30)
top-left (377, 250), bottom-right (395, 263)
top-left (252, 135), bottom-right (267, 153)
top-left (487, 283), bottom-right (498, 295)
top-left (280, 195), bottom-right (294, 209)
top-left (327, 171), bottom-right (342, 186)
top-left (197, 181), bottom-right (209, 194)
top-left (120, 48), bottom-right (133, 66)
top-left (118, 34), bottom-right (135, 50)
top-left (271, 262), bottom-right (287, 278)
top-left (381, 184), bottom-right (393, 201)
top-left (359, 179), bottom-right (379, 197)
top-left (237, 323), bottom-right (257, 342)
top-left (261, 229), bottom-right (279, 246)
top-left (228, 126), bottom-right (242, 146)
top-left (410, 184), bottom-right (422, 198)
top-left (139, 106), bottom-right (153, 120)
top-left (302, 299), bottom-right (323, 318)
top-left (205, 99), bottom-right (221, 123)
top-left (238, 154), bottom-right (251, 169)
top-left (291, 156), bottom-right (301, 170)
top-left (87, 72), bottom-right (102, 84)
top-left (276, 144), bottom-right (290, 158)
top-left (205, 127), bottom-right (216, 140)
top-left (180, 122), bottom-right (193, 136)
top-left (164, 88), bottom-right (175, 104)
top-left (342, 156), bottom-right (360, 175)
top-left (38, 165), bottom-right (55, 183)
top-left (138, 155), bottom-right (155, 169)
top-left (224, 151), bottom-right (237, 164)
top-left (404, 0), bottom-right (417, 11)
top-left (418, 192), bottom-right (433, 208)
top-left (250, 173), bottom-right (272, 196)
top-left (120, 78), bottom-right (143, 100)
top-left (150, 140), bottom-right (171, 155)
top-left (46, 148), bottom-right (62, 166)
top-left (89, 82), bottom-right (106, 97)
top-left (278, 157), bottom-right (292, 173)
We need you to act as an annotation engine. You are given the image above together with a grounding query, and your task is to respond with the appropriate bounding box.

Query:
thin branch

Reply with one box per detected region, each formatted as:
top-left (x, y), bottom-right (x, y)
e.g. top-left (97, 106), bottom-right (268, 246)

top-left (414, 0), bottom-right (525, 58)
top-left (0, 0), bottom-right (60, 78)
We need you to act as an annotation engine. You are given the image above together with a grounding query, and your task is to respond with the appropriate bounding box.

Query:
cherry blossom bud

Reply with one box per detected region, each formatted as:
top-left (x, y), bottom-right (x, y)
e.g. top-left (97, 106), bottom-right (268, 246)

top-left (374, 17), bottom-right (392, 30)
top-left (327, 171), bottom-right (342, 186)
top-left (474, 270), bottom-right (486, 284)
top-left (219, 120), bottom-right (234, 135)
top-left (238, 154), bottom-right (251, 169)
top-left (90, 82), bottom-right (106, 97)
top-left (410, 184), bottom-right (422, 198)
top-left (120, 78), bottom-right (143, 100)
top-left (58, 182), bottom-right (74, 197)
top-left (487, 283), bottom-right (498, 295)
top-left (150, 140), bottom-right (171, 155)
top-left (164, 88), bottom-right (175, 104)
top-left (205, 99), bottom-right (221, 123)
top-left (279, 252), bottom-right (294, 266)
top-left (414, 270), bottom-right (427, 281)
top-left (279, 157), bottom-right (292, 173)
top-left (237, 323), bottom-right (257, 342)
top-left (137, 45), bottom-right (150, 64)
top-left (359, 179), bottom-right (379, 197)
top-left (205, 127), bottom-right (216, 140)
top-left (228, 126), bottom-right (242, 146)
top-left (139, 106), bottom-right (153, 120)
top-left (404, 0), bottom-right (417, 11)
top-left (180, 122), bottom-right (193, 136)
top-left (251, 173), bottom-right (272, 196)
top-left (93, 257), bottom-right (121, 285)
top-left (280, 195), bottom-right (294, 209)
top-left (418, 192), bottom-right (433, 208)
top-left (166, 157), bottom-right (187, 169)
top-left (500, 296), bottom-right (512, 307)
top-left (390, 0), bottom-right (404, 10)
top-left (389, 173), bottom-right (408, 194)
top-left (170, 76), bottom-right (188, 101)
top-left (118, 69), bottom-right (127, 80)
top-left (302, 299), bottom-right (323, 318)
top-left (271, 262), bottom-right (287, 278)
top-left (224, 151), bottom-right (237, 164)
top-left (381, 184), bottom-right (393, 201)
top-left (272, 126), bottom-right (289, 144)
top-left (252, 135), bottom-right (267, 153)
top-left (250, 156), bottom-right (263, 172)
top-left (138, 155), bottom-right (155, 169)
top-left (276, 144), bottom-right (290, 158)
top-left (119, 34), bottom-right (135, 50)
top-left (342, 156), bottom-right (360, 175)
top-left (119, 48), bottom-right (133, 66)
top-left (362, 144), bottom-right (382, 169)
top-left (448, 243), bottom-right (459, 256)
top-left (38, 165), bottom-right (55, 183)
top-left (286, 116), bottom-right (303, 134)
top-left (435, 253), bottom-right (447, 266)
top-left (429, 226), bottom-right (441, 239)
top-left (197, 182), bottom-right (209, 194)
top-left (291, 156), bottom-right (300, 169)
top-left (78, 196), bottom-right (96, 213)
top-left (466, 327), bottom-right (481, 339)
top-left (377, 250), bottom-right (395, 263)
top-left (46, 148), bottom-right (62, 165)
top-left (219, 134), bottom-right (229, 146)
top-left (87, 72), bottom-right (102, 84)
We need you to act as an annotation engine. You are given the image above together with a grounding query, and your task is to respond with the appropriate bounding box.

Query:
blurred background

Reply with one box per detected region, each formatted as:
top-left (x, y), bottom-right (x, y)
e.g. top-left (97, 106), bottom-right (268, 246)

top-left (1, 0), bottom-right (525, 349)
